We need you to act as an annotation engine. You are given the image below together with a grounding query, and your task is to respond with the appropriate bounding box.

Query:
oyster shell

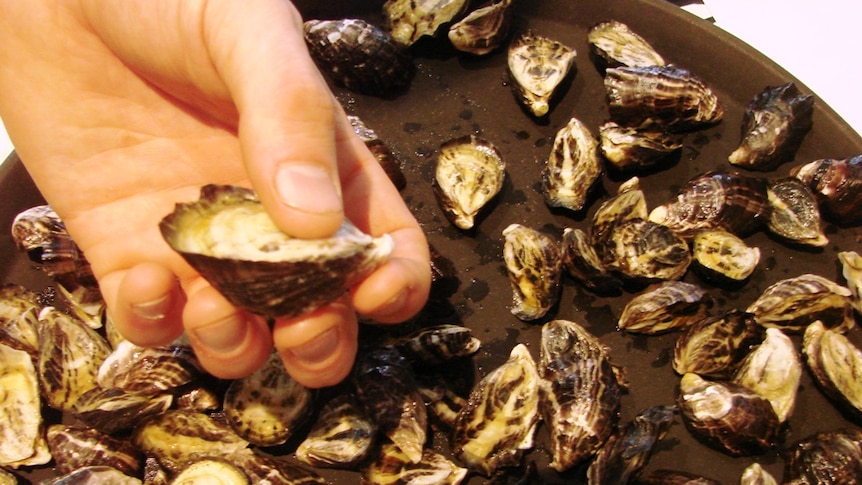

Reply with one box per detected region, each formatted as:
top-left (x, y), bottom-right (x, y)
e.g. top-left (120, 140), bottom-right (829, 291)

top-left (782, 429), bottom-right (862, 484)
top-left (160, 184), bottom-right (393, 319)
top-left (729, 82), bottom-right (814, 171)
top-left (739, 463), bottom-right (778, 485)
top-left (228, 448), bottom-right (327, 484)
top-left (802, 320), bottom-right (862, 421)
top-left (733, 327), bottom-right (801, 423)
top-left (502, 223), bottom-right (563, 320)
top-left (171, 458), bottom-right (249, 484)
top-left (390, 324), bottom-right (481, 366)
top-left (541, 116), bottom-right (602, 211)
top-left (447, 0), bottom-right (513, 55)
top-left (649, 171), bottom-right (770, 239)
top-left (638, 470), bottom-right (723, 485)
top-left (46, 424), bottom-right (143, 476)
top-left (432, 135), bottom-right (506, 230)
top-left (838, 250), bottom-right (862, 314)
top-left (539, 320), bottom-right (624, 472)
top-left (72, 388), bottom-right (173, 435)
top-left (691, 229), bottom-right (760, 284)
top-left (590, 177), bottom-right (648, 255)
top-left (383, 0), bottom-right (469, 46)
top-left (673, 310), bottom-right (764, 380)
top-left (0, 283), bottom-right (41, 356)
top-left (602, 218), bottom-right (691, 282)
top-left (223, 351), bottom-right (313, 447)
top-left (347, 114), bottom-right (406, 190)
top-left (599, 121), bottom-right (683, 173)
top-left (295, 395), bottom-right (376, 469)
top-left (746, 274), bottom-right (854, 333)
top-left (561, 227), bottom-right (622, 295)
top-left (0, 343), bottom-right (50, 469)
top-left (303, 19), bottom-right (414, 96)
top-left (617, 281), bottom-right (712, 335)
top-left (417, 378), bottom-right (466, 430)
top-left (604, 65), bottom-right (723, 131)
top-left (452, 344), bottom-right (540, 476)
top-left (507, 32), bottom-right (577, 117)
top-left (362, 443), bottom-right (467, 484)
top-left (97, 339), bottom-right (203, 395)
top-left (588, 20), bottom-right (665, 69)
top-left (586, 405), bottom-right (676, 485)
top-left (43, 466), bottom-right (141, 485)
top-left (678, 373), bottom-right (781, 456)
top-left (766, 177), bottom-right (827, 247)
top-left (791, 154), bottom-right (862, 226)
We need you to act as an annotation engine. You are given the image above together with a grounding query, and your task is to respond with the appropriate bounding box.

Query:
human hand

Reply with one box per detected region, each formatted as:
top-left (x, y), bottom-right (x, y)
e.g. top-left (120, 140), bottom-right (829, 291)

top-left (0, 0), bottom-right (430, 387)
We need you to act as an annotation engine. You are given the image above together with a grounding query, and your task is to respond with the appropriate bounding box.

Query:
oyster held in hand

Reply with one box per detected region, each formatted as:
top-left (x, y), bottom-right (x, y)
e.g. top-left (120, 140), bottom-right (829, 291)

top-left (160, 185), bottom-right (392, 319)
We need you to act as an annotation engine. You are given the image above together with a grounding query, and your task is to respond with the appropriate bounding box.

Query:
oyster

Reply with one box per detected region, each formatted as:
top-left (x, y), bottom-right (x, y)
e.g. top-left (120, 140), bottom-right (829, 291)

top-left (561, 227), bottom-right (622, 295)
top-left (649, 171), bottom-right (770, 239)
top-left (43, 466), bottom-right (142, 485)
top-left (390, 324), bottom-right (481, 366)
top-left (303, 19), bottom-right (414, 96)
top-left (782, 429), bottom-right (862, 484)
top-left (0, 283), bottom-right (41, 355)
top-left (160, 184), bottom-right (393, 319)
top-left (604, 65), bottom-right (723, 131)
top-left (452, 344), bottom-right (540, 476)
top-left (229, 448), bottom-right (327, 484)
top-left (638, 470), bottom-right (722, 484)
top-left (678, 373), bottom-right (781, 456)
top-left (587, 20), bottom-right (665, 69)
top-left (839, 250), bottom-right (862, 314)
top-left (673, 310), bottom-right (764, 380)
top-left (541, 116), bottom-right (602, 211)
top-left (590, 177), bottom-right (648, 254)
top-left (586, 405), bottom-right (676, 485)
top-left (791, 154), bottom-right (862, 226)
top-left (447, 0), bottom-right (513, 55)
top-left (602, 218), bottom-right (691, 282)
top-left (599, 121), bottom-right (683, 173)
top-left (432, 135), bottom-right (506, 230)
top-left (37, 306), bottom-right (112, 411)
top-left (691, 230), bottom-right (760, 284)
top-left (0, 343), bottom-right (50, 468)
top-left (502, 223), bottom-right (563, 320)
top-left (417, 379), bottom-right (466, 430)
top-left (746, 274), bottom-right (854, 333)
top-left (361, 443), bottom-right (468, 485)
top-left (223, 351), bottom-right (313, 447)
top-left (802, 320), bottom-right (862, 420)
top-left (72, 388), bottom-right (173, 435)
top-left (507, 32), bottom-right (577, 117)
top-left (347, 115), bottom-right (406, 190)
top-left (295, 395), bottom-right (376, 469)
top-left (739, 463), bottom-right (778, 485)
top-left (617, 281), bottom-right (712, 335)
top-left (729, 82), bottom-right (814, 171)
top-left (539, 320), bottom-right (624, 472)
top-left (383, 0), bottom-right (469, 46)
top-left (171, 458), bottom-right (249, 484)
top-left (733, 327), bottom-right (801, 423)
top-left (97, 339), bottom-right (203, 395)
top-left (766, 177), bottom-right (827, 247)
top-left (46, 424), bottom-right (143, 476)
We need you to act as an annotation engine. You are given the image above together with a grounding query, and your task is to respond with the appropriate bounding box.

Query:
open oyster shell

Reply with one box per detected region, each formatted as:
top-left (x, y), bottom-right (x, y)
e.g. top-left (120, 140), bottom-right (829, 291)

top-left (507, 32), bottom-right (577, 117)
top-left (160, 184), bottom-right (393, 319)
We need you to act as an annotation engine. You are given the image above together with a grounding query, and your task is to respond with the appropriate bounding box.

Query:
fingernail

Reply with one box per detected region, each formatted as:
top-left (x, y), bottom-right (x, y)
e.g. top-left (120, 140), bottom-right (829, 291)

top-left (285, 328), bottom-right (339, 365)
top-left (192, 314), bottom-right (246, 353)
top-left (276, 163), bottom-right (341, 214)
top-left (130, 295), bottom-right (170, 321)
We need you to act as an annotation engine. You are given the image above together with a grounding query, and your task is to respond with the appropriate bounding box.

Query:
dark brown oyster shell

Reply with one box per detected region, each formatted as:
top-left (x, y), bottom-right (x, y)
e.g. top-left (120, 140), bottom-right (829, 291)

top-left (347, 115), bottom-right (406, 190)
top-left (603, 218), bottom-right (691, 282)
top-left (792, 154), bottom-right (862, 226)
top-left (599, 121), bottom-right (683, 173)
top-left (673, 310), bottom-right (765, 380)
top-left (746, 274), bottom-right (854, 333)
top-left (782, 429), bottom-right (862, 484)
top-left (561, 227), bottom-right (622, 295)
top-left (46, 424), bottom-right (143, 476)
top-left (502, 223), bottom-right (563, 320)
top-left (295, 395), bottom-right (376, 469)
top-left (617, 281), bottom-right (712, 335)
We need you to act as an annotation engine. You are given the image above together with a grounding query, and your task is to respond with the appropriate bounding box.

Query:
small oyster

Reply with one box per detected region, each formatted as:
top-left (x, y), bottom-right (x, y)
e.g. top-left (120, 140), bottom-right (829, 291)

top-left (295, 395), bottom-right (376, 469)
top-left (678, 373), bottom-right (781, 456)
top-left (604, 65), bottom-right (723, 131)
top-left (433, 135), bottom-right (506, 230)
top-left (740, 463), bottom-right (778, 485)
top-left (838, 250), bottom-right (862, 314)
top-left (223, 351), bottom-right (313, 447)
top-left (228, 448), bottom-right (327, 484)
top-left (766, 177), bottom-right (827, 247)
top-left (561, 227), bottom-right (622, 295)
top-left (746, 274), bottom-right (854, 333)
top-left (390, 324), bottom-right (481, 366)
top-left (0, 343), bottom-right (50, 469)
top-left (160, 184), bottom-right (393, 319)
top-left (649, 171), bottom-right (770, 239)
top-left (0, 283), bottom-right (41, 356)
top-left (791, 154), bottom-right (862, 226)
top-left (383, 0), bottom-right (469, 46)
top-left (362, 443), bottom-right (467, 484)
top-left (97, 339), bottom-right (203, 395)
top-left (782, 429), bottom-right (862, 484)
top-left (347, 114), bottom-right (406, 190)
top-left (417, 379), bottom-right (466, 430)
top-left (586, 405), bottom-right (676, 485)
top-left (602, 218), bottom-right (691, 282)
top-left (447, 0), bottom-right (513, 55)
top-left (599, 121), bottom-right (683, 173)
top-left (617, 281), bottom-right (712, 335)
top-left (691, 229), bottom-right (760, 284)
top-left (673, 310), bottom-right (764, 380)
top-left (733, 327), bottom-right (801, 423)
top-left (46, 424), bottom-right (143, 476)
top-left (802, 321), bottom-right (862, 420)
top-left (507, 32), bottom-right (577, 117)
top-left (541, 116), bottom-right (602, 211)
top-left (590, 177), bottom-right (648, 255)
top-left (539, 320), bottom-right (624, 472)
top-left (452, 344), bottom-right (540, 476)
top-left (72, 388), bottom-right (173, 435)
top-left (729, 82), bottom-right (814, 171)
top-left (587, 20), bottom-right (665, 69)
top-left (502, 224), bottom-right (563, 320)
top-left (172, 458), bottom-right (249, 484)
top-left (303, 19), bottom-right (414, 96)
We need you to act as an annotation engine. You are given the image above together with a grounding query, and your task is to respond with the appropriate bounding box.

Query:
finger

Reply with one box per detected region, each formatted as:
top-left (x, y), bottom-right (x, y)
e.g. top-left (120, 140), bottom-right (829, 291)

top-left (272, 301), bottom-right (359, 388)
top-left (182, 284), bottom-right (273, 379)
top-left (103, 262), bottom-right (186, 347)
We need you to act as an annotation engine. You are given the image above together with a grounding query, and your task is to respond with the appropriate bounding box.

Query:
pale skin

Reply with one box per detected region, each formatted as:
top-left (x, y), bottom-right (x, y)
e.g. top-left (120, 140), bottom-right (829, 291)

top-left (0, 0), bottom-right (431, 387)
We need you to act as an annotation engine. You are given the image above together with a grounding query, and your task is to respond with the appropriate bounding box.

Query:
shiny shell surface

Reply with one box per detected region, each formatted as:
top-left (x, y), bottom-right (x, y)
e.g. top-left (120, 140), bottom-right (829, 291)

top-left (160, 184), bottom-right (393, 319)
top-left (589, 177), bottom-right (648, 254)
top-left (295, 395), bottom-right (376, 469)
top-left (97, 340), bottom-right (203, 396)
top-left (361, 443), bottom-right (468, 485)
top-left (791, 154), bottom-right (862, 226)
top-left (602, 218), bottom-right (691, 281)
top-left (598, 121), bottom-right (683, 173)
top-left (766, 177), bottom-right (828, 247)
top-left (691, 229), bottom-right (761, 283)
top-left (782, 429), bottom-right (862, 484)
top-left (432, 135), bottom-right (506, 230)
top-left (617, 281), bottom-right (712, 335)
top-left (673, 310), bottom-right (765, 380)
top-left (448, 0), bottom-right (513, 55)
top-left (561, 227), bottom-right (621, 295)
top-left (46, 424), bottom-right (143, 476)
top-left (732, 327), bottom-right (801, 423)
top-left (0, 283), bottom-right (41, 355)
top-left (383, 0), bottom-right (469, 46)
top-left (507, 32), bottom-right (576, 117)
top-left (0, 342), bottom-right (49, 469)
top-left (802, 320), bottom-right (862, 420)
top-left (541, 116), bottom-right (602, 211)
top-left (502, 223), bottom-right (563, 320)
top-left (839, 250), bottom-right (862, 314)
top-left (587, 19), bottom-right (665, 69)
top-left (746, 274), bottom-right (854, 333)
